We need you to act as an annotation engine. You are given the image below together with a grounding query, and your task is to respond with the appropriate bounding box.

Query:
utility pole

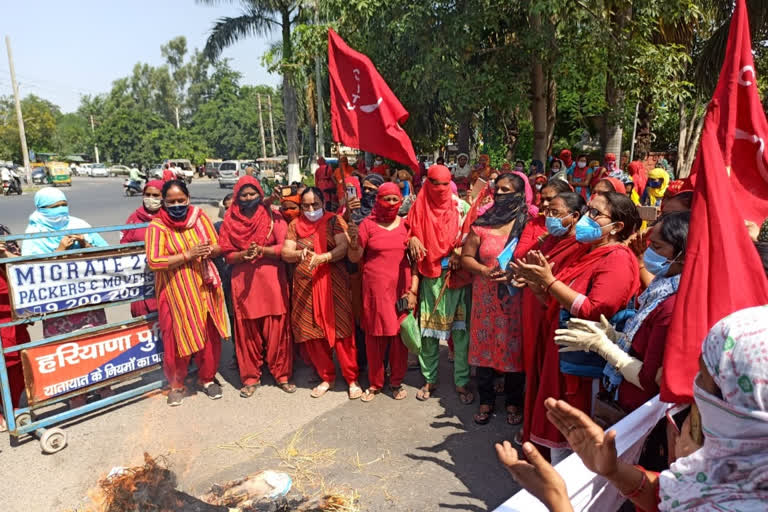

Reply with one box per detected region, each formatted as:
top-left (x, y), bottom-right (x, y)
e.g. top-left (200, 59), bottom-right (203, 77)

top-left (5, 36), bottom-right (31, 183)
top-left (267, 94), bottom-right (277, 157)
top-left (89, 115), bottom-right (100, 164)
top-left (314, 0), bottom-right (325, 157)
top-left (257, 94), bottom-right (267, 160)
top-left (174, 106), bottom-right (180, 130)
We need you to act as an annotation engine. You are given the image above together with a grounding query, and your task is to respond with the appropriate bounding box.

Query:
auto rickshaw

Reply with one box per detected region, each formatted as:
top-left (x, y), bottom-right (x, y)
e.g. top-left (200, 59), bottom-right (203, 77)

top-left (47, 161), bottom-right (72, 187)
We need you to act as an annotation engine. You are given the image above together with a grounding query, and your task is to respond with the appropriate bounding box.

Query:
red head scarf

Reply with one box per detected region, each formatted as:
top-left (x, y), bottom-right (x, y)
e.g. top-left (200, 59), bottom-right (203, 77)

top-left (128, 180), bottom-right (165, 224)
top-left (372, 182), bottom-right (402, 223)
top-left (144, 179), bottom-right (164, 194)
top-left (627, 161), bottom-right (647, 196)
top-left (218, 175), bottom-right (273, 252)
top-left (559, 149), bottom-right (573, 168)
top-left (407, 165), bottom-right (460, 278)
top-left (295, 193), bottom-right (338, 345)
top-left (602, 177), bottom-right (627, 195)
top-left (604, 153), bottom-right (617, 164)
top-left (280, 193), bottom-right (300, 223)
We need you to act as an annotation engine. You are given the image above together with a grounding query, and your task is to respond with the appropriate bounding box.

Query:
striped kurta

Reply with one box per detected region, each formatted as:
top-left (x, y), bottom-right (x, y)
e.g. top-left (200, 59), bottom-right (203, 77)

top-left (286, 216), bottom-right (354, 343)
top-left (146, 212), bottom-right (229, 357)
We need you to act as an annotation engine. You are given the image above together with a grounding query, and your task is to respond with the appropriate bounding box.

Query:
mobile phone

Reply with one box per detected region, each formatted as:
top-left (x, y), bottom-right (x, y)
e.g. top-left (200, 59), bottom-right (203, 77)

top-left (396, 296), bottom-right (410, 314)
top-left (346, 185), bottom-right (357, 200)
top-left (281, 185), bottom-right (297, 197)
top-left (638, 206), bottom-right (658, 222)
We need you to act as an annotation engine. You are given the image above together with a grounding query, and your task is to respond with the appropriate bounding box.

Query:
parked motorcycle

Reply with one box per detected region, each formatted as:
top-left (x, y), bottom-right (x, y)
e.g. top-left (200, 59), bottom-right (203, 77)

top-left (123, 179), bottom-right (144, 196)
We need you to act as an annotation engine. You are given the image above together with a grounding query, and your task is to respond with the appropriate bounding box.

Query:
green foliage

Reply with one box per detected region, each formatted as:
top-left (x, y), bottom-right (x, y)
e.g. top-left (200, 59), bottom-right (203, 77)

top-left (0, 94), bottom-right (60, 161)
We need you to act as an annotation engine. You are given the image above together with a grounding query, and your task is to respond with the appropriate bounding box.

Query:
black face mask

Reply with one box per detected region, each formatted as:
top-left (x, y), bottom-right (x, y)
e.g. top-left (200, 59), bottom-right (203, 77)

top-left (239, 196), bottom-right (262, 213)
top-left (361, 189), bottom-right (377, 209)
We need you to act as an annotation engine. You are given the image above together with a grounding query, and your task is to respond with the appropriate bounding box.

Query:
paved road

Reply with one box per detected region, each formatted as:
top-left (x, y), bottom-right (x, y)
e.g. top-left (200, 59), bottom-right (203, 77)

top-left (0, 176), bottom-right (522, 512)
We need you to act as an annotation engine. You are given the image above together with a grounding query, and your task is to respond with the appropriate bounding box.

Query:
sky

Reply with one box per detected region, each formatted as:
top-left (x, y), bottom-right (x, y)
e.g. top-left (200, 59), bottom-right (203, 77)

top-left (0, 0), bottom-right (281, 113)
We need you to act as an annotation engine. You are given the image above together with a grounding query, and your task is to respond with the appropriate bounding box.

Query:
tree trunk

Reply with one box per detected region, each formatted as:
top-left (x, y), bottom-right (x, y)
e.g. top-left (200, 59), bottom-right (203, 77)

top-left (546, 72), bottom-right (557, 157)
top-left (457, 113), bottom-right (471, 155)
top-left (634, 99), bottom-right (653, 160)
top-left (676, 97), bottom-right (705, 178)
top-left (530, 51), bottom-right (548, 162)
top-left (601, 6), bottom-right (632, 159)
top-left (281, 9), bottom-right (300, 182)
top-left (306, 78), bottom-right (317, 162)
top-left (502, 108), bottom-right (519, 161)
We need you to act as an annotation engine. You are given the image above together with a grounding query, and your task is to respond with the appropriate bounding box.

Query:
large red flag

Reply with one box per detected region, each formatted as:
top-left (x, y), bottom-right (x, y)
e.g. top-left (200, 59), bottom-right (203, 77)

top-left (327, 29), bottom-right (419, 172)
top-left (662, 0), bottom-right (768, 402)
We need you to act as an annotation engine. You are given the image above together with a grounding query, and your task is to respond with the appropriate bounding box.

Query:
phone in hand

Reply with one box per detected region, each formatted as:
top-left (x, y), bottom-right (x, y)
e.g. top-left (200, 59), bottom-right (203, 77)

top-left (396, 296), bottom-right (410, 314)
top-left (638, 206), bottom-right (658, 222)
top-left (346, 185), bottom-right (358, 201)
top-left (281, 185), bottom-right (297, 197)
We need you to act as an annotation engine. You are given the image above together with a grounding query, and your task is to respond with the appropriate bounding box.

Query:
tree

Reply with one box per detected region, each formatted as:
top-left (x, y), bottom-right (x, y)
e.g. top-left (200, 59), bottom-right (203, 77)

top-left (0, 94), bottom-right (60, 162)
top-left (200, 0), bottom-right (304, 181)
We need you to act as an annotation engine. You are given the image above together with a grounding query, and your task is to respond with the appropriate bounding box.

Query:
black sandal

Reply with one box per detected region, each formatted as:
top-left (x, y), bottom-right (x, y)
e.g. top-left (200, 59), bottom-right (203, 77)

top-left (506, 406), bottom-right (523, 425)
top-left (473, 406), bottom-right (494, 425)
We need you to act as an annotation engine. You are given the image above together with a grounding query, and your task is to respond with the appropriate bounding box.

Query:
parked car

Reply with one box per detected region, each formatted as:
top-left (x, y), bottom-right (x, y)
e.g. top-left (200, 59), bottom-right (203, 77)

top-left (205, 160), bottom-right (222, 178)
top-left (109, 164), bottom-right (131, 177)
top-left (217, 160), bottom-right (257, 188)
top-left (31, 167), bottom-right (47, 184)
top-left (90, 163), bottom-right (109, 177)
top-left (148, 167), bottom-right (163, 179)
top-left (73, 163), bottom-right (91, 176)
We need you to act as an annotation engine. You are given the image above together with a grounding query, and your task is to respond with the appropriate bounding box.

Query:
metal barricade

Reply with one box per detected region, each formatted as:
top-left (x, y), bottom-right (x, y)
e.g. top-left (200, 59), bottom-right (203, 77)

top-left (0, 223), bottom-right (163, 453)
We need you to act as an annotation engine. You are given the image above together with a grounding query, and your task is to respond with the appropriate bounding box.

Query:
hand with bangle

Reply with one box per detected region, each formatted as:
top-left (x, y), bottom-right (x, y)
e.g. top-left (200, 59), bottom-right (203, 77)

top-left (308, 251), bottom-right (332, 270)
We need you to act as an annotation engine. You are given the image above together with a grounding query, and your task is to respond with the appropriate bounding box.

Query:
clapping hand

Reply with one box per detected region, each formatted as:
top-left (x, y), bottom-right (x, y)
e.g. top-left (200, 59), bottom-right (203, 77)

top-left (187, 242), bottom-right (211, 260)
top-left (544, 398), bottom-right (619, 479)
top-left (308, 252), bottom-right (330, 270)
top-left (495, 440), bottom-right (571, 511)
top-left (243, 242), bottom-right (262, 261)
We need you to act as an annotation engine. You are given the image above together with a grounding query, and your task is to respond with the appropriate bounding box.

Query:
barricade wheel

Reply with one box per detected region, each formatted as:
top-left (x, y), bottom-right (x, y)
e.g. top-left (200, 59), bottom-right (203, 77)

top-left (40, 428), bottom-right (67, 454)
top-left (15, 413), bottom-right (31, 427)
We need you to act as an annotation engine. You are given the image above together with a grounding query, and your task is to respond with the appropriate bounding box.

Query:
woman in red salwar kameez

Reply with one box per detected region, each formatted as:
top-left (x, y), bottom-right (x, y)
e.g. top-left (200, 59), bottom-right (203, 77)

top-left (348, 182), bottom-right (417, 402)
top-left (219, 176), bottom-right (295, 397)
top-left (512, 192), bottom-right (640, 462)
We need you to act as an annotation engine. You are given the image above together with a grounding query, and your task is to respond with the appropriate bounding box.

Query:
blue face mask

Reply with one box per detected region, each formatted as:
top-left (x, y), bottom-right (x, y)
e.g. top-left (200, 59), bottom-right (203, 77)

top-left (643, 247), bottom-right (675, 277)
top-left (166, 204), bottom-right (189, 220)
top-left (39, 205), bottom-right (70, 228)
top-left (545, 215), bottom-right (570, 237)
top-left (574, 215), bottom-right (613, 243)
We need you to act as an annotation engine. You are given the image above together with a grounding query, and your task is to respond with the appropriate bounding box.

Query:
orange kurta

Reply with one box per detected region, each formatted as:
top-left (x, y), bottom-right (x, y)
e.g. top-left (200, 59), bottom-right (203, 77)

top-left (146, 211), bottom-right (229, 357)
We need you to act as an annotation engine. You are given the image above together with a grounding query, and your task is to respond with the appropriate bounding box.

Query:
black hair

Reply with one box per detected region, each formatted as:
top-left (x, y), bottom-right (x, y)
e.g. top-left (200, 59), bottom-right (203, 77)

top-left (475, 173), bottom-right (529, 245)
top-left (657, 211), bottom-right (690, 255)
top-left (514, 160), bottom-right (525, 167)
top-left (161, 179), bottom-right (189, 199)
top-left (222, 193), bottom-right (234, 203)
top-left (301, 186), bottom-right (324, 203)
top-left (543, 179), bottom-right (572, 195)
top-left (555, 192), bottom-right (587, 218)
top-left (755, 241), bottom-right (768, 278)
top-left (603, 191), bottom-right (641, 241)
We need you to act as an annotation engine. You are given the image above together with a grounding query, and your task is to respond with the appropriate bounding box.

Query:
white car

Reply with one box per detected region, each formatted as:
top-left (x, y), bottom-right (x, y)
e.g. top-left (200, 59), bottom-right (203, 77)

top-left (109, 165), bottom-right (131, 177)
top-left (90, 163), bottom-right (109, 177)
top-left (148, 167), bottom-right (163, 179)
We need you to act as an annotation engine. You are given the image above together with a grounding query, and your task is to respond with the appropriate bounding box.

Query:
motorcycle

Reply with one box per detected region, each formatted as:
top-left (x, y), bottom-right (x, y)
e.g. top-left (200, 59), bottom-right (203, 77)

top-left (1, 168), bottom-right (22, 195)
top-left (123, 178), bottom-right (144, 196)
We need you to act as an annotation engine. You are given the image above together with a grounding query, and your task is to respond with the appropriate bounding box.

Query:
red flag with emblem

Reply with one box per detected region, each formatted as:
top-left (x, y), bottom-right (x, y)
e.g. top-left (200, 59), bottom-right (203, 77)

top-left (327, 29), bottom-right (419, 172)
top-left (662, 0), bottom-right (768, 402)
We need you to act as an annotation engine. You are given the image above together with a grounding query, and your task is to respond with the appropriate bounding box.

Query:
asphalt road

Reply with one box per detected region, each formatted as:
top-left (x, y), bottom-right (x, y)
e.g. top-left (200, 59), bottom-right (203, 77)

top-left (0, 176), bottom-right (522, 512)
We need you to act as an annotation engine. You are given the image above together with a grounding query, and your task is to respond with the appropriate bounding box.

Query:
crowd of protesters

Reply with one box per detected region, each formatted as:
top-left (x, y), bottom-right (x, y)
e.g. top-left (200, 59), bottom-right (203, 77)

top-left (1, 150), bottom-right (767, 512)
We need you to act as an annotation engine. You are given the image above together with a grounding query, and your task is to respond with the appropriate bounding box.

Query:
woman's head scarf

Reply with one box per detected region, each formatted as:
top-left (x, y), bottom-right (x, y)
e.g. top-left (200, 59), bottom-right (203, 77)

top-left (511, 171), bottom-right (539, 216)
top-left (658, 305), bottom-right (768, 511)
top-left (407, 165), bottom-right (460, 278)
top-left (646, 168), bottom-right (670, 205)
top-left (371, 182), bottom-right (402, 223)
top-left (218, 175), bottom-right (274, 252)
top-left (474, 173), bottom-right (529, 229)
top-left (602, 177), bottom-right (627, 195)
top-left (351, 174), bottom-right (383, 224)
top-left (559, 149), bottom-right (573, 168)
top-left (531, 159), bottom-right (544, 175)
top-left (627, 161), bottom-right (647, 196)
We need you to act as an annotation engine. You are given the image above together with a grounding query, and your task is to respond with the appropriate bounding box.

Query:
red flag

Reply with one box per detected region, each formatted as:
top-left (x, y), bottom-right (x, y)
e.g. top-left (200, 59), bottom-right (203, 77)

top-left (327, 29), bottom-right (419, 172)
top-left (662, 0), bottom-right (768, 402)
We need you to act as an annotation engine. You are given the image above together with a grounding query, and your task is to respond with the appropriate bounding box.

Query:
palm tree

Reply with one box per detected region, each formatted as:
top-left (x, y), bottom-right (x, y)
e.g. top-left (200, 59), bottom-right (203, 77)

top-left (198, 0), bottom-right (303, 182)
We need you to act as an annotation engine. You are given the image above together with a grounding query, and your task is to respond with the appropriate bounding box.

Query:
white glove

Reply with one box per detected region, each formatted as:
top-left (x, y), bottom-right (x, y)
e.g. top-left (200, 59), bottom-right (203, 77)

top-left (554, 316), bottom-right (644, 389)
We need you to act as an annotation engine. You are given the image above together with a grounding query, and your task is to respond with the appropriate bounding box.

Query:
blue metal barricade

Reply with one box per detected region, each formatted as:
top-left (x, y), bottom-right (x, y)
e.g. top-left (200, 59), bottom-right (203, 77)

top-left (0, 223), bottom-right (164, 453)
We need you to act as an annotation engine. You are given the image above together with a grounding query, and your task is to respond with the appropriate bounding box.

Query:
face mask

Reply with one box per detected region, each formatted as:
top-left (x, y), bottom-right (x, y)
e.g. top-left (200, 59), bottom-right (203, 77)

top-left (577, 161), bottom-right (587, 169)
top-left (643, 246), bottom-right (678, 277)
top-left (374, 160), bottom-right (383, 166)
top-left (166, 204), bottom-right (189, 220)
top-left (238, 197), bottom-right (262, 211)
top-left (647, 179), bottom-right (663, 188)
top-left (535, 183), bottom-right (543, 191)
top-left (374, 198), bottom-right (402, 223)
top-left (303, 208), bottom-right (324, 222)
top-left (40, 205), bottom-right (70, 224)
top-left (546, 215), bottom-right (570, 237)
top-left (552, 167), bottom-right (560, 172)
top-left (282, 208), bottom-right (299, 222)
top-left (514, 166), bottom-right (523, 172)
top-left (575, 215), bottom-right (614, 243)
top-left (143, 197), bottom-right (162, 212)
top-left (361, 188), bottom-right (377, 209)
top-left (606, 162), bottom-right (614, 169)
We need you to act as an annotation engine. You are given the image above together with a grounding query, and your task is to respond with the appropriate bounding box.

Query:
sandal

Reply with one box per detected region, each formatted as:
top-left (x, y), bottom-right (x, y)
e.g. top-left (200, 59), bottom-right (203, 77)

top-left (416, 383), bottom-right (436, 401)
top-left (348, 383), bottom-right (364, 400)
top-left (473, 405), bottom-right (494, 425)
top-left (391, 385), bottom-right (408, 401)
top-left (456, 386), bottom-right (475, 405)
top-left (240, 383), bottom-right (259, 398)
top-left (278, 382), bottom-right (297, 394)
top-left (361, 388), bottom-right (380, 403)
top-left (506, 406), bottom-right (523, 425)
top-left (310, 381), bottom-right (333, 398)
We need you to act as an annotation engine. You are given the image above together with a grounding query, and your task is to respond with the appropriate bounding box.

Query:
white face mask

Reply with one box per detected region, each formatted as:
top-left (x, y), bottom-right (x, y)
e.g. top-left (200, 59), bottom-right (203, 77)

top-left (143, 196), bottom-right (163, 212)
top-left (303, 208), bottom-right (324, 222)
top-left (374, 160), bottom-right (383, 166)
top-left (577, 161), bottom-right (587, 168)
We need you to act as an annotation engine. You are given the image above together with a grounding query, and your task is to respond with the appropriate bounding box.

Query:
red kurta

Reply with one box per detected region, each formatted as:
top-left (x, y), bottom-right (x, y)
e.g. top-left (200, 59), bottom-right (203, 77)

top-left (0, 269), bottom-right (29, 410)
top-left (122, 206), bottom-right (159, 317)
top-left (530, 244), bottom-right (639, 448)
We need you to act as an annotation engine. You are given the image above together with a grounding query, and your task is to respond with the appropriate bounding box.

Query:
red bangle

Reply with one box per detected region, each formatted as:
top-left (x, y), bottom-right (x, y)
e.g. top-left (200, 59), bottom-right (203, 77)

top-left (545, 279), bottom-right (559, 293)
top-left (621, 466), bottom-right (648, 498)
